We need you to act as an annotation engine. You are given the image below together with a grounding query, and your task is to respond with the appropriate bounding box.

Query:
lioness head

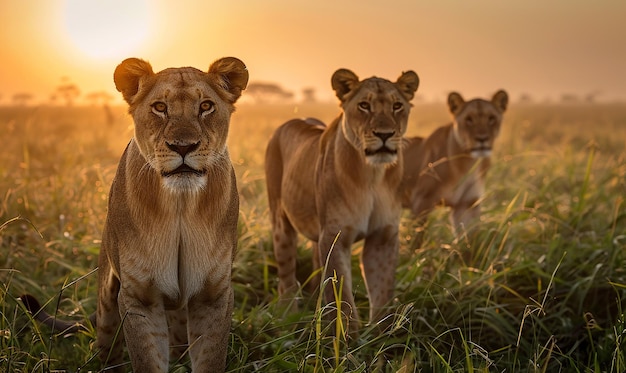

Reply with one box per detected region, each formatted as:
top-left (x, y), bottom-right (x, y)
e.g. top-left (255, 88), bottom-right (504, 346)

top-left (331, 69), bottom-right (419, 165)
top-left (448, 90), bottom-right (508, 158)
top-left (114, 57), bottom-right (249, 192)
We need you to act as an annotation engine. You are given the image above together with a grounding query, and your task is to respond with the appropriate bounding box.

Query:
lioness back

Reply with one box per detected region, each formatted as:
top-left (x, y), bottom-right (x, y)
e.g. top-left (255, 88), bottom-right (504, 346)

top-left (401, 90), bottom-right (508, 243)
top-left (266, 68), bottom-right (419, 333)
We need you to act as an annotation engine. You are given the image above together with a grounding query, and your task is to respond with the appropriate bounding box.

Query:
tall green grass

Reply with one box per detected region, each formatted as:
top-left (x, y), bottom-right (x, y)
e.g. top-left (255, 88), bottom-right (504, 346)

top-left (1, 102), bottom-right (625, 372)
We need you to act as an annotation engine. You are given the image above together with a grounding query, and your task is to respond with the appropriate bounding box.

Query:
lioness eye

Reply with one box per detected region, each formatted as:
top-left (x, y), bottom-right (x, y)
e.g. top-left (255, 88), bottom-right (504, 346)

top-left (358, 102), bottom-right (371, 112)
top-left (393, 102), bottom-right (403, 112)
top-left (199, 100), bottom-right (215, 115)
top-left (152, 102), bottom-right (167, 113)
top-left (465, 117), bottom-right (473, 125)
top-left (488, 115), bottom-right (496, 125)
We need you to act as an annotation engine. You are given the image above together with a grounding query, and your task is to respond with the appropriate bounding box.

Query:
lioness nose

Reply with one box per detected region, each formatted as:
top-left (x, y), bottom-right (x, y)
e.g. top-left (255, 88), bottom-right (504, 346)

top-left (166, 142), bottom-right (200, 157)
top-left (373, 131), bottom-right (395, 142)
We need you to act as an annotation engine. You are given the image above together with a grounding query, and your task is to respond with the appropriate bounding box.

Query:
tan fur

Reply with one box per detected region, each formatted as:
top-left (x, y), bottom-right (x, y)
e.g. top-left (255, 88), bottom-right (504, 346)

top-left (400, 90), bottom-right (508, 240)
top-left (265, 69), bottom-right (419, 332)
top-left (24, 57), bottom-right (248, 372)
top-left (97, 57), bottom-right (247, 372)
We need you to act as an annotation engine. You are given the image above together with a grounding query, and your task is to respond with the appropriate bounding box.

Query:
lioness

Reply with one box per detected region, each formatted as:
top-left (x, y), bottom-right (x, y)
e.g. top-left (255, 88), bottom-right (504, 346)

top-left (265, 68), bottom-right (419, 331)
top-left (23, 57), bottom-right (248, 372)
top-left (400, 90), bottom-right (508, 242)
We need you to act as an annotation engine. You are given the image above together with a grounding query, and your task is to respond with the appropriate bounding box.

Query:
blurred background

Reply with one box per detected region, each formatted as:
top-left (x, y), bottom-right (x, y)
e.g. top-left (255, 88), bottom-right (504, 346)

top-left (1, 0), bottom-right (625, 106)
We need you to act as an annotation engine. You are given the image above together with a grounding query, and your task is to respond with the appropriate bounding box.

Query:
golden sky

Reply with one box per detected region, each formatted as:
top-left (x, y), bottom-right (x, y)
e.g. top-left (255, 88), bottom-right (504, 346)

top-left (1, 0), bottom-right (625, 104)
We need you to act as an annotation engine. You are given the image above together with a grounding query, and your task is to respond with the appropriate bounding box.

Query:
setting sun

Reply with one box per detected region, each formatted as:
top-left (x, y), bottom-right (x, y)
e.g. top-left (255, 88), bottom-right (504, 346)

top-left (62, 0), bottom-right (152, 60)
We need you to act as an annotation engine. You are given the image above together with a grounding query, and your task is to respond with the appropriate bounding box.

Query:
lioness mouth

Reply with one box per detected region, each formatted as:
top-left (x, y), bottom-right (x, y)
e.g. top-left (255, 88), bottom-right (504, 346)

top-left (470, 146), bottom-right (491, 152)
top-left (365, 146), bottom-right (397, 156)
top-left (162, 164), bottom-right (205, 177)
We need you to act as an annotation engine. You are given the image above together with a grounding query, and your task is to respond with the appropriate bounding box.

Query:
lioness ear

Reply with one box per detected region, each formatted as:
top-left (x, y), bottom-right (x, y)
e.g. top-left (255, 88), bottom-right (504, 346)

top-left (491, 90), bottom-right (509, 112)
top-left (396, 71), bottom-right (420, 101)
top-left (331, 69), bottom-right (360, 103)
top-left (208, 57), bottom-right (249, 103)
top-left (114, 58), bottom-right (154, 104)
top-left (448, 92), bottom-right (465, 114)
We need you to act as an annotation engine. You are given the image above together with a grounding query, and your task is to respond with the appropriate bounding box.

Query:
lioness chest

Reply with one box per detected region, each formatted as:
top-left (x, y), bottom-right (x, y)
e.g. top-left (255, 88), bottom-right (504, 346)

top-left (282, 168), bottom-right (401, 243)
top-left (108, 175), bottom-right (234, 310)
top-left (321, 165), bottom-right (403, 242)
top-left (363, 175), bottom-right (402, 228)
top-left (117, 205), bottom-right (230, 308)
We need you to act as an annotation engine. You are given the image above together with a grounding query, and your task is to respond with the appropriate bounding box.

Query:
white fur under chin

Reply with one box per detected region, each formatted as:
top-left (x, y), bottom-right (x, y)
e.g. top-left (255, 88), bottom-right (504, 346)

top-left (162, 174), bottom-right (207, 194)
top-left (366, 153), bottom-right (398, 166)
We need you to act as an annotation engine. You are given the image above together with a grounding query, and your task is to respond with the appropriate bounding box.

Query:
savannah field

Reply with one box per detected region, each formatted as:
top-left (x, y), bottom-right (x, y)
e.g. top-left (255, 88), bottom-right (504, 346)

top-left (0, 100), bottom-right (625, 372)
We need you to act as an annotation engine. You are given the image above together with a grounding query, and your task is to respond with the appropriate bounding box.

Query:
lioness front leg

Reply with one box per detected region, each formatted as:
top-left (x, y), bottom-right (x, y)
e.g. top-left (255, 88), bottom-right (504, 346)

top-left (117, 287), bottom-right (169, 372)
top-left (451, 203), bottom-right (481, 234)
top-left (318, 228), bottom-right (359, 333)
top-left (309, 241), bottom-right (322, 292)
top-left (452, 203), bottom-right (481, 262)
top-left (409, 197), bottom-right (437, 249)
top-left (96, 263), bottom-right (124, 372)
top-left (361, 225), bottom-right (399, 325)
top-left (187, 285), bottom-right (233, 371)
top-left (166, 309), bottom-right (189, 360)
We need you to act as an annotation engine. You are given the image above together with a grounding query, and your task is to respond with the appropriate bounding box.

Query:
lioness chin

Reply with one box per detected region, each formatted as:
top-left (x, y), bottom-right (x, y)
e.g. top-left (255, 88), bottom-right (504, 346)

top-left (265, 68), bottom-right (419, 333)
top-left (23, 57), bottom-right (248, 372)
top-left (400, 90), bottom-right (508, 247)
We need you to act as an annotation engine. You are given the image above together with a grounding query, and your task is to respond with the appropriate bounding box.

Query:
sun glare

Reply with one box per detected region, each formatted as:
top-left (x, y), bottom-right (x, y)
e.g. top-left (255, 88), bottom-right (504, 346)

top-left (63, 0), bottom-right (152, 60)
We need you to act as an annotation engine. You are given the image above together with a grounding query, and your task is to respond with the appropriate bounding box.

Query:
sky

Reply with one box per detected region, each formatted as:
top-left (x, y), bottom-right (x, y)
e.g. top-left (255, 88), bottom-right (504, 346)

top-left (1, 0), bottom-right (625, 104)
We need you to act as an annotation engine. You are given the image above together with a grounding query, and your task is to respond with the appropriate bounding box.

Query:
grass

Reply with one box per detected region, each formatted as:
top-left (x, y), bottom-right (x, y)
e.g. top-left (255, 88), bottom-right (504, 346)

top-left (0, 101), bottom-right (625, 372)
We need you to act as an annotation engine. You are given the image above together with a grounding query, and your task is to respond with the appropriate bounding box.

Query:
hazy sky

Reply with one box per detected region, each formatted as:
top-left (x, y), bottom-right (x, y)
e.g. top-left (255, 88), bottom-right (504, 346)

top-left (1, 0), bottom-right (625, 104)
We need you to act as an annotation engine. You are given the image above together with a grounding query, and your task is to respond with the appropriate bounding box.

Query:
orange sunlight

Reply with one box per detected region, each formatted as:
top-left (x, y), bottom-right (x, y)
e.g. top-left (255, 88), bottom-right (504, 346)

top-left (1, 1), bottom-right (626, 104)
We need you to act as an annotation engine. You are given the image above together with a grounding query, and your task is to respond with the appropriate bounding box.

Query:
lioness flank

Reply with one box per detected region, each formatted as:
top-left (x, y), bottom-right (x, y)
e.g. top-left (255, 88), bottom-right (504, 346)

top-left (265, 68), bottom-right (419, 332)
top-left (23, 57), bottom-right (248, 372)
top-left (400, 90), bottom-right (508, 242)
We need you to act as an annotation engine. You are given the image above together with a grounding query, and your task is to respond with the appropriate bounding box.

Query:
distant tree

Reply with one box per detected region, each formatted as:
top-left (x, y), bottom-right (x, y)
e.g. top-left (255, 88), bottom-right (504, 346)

top-left (12, 92), bottom-right (34, 106)
top-left (246, 82), bottom-right (294, 103)
top-left (560, 93), bottom-right (579, 103)
top-left (584, 91), bottom-right (601, 103)
top-left (56, 77), bottom-right (81, 106)
top-left (518, 93), bottom-right (533, 103)
top-left (49, 94), bottom-right (59, 106)
top-left (86, 91), bottom-right (116, 126)
top-left (85, 91), bottom-right (114, 106)
top-left (301, 87), bottom-right (317, 103)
